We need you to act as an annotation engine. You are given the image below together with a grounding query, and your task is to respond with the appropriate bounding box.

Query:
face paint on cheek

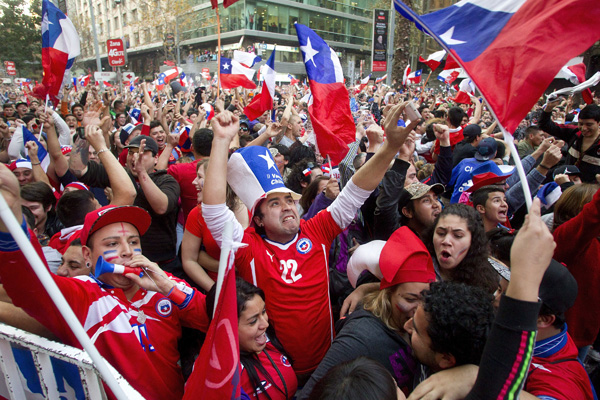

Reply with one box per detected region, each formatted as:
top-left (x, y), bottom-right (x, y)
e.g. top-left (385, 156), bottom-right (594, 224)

top-left (456, 247), bottom-right (469, 257)
top-left (103, 250), bottom-right (119, 262)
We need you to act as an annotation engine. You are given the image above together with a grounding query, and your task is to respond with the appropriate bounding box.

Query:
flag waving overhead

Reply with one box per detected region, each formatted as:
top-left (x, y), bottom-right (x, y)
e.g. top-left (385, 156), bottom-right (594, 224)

top-left (220, 57), bottom-right (257, 90)
top-left (394, 0), bottom-right (600, 133)
top-left (556, 63), bottom-right (594, 104)
top-left (295, 23), bottom-right (355, 165)
top-left (419, 50), bottom-right (446, 70)
top-left (233, 50), bottom-right (261, 68)
top-left (244, 50), bottom-right (276, 121)
top-left (41, 0), bottom-right (80, 102)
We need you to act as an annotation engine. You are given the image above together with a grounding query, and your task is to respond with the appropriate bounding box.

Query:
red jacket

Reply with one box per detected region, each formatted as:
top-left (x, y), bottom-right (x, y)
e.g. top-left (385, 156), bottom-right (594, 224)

top-left (553, 186), bottom-right (600, 347)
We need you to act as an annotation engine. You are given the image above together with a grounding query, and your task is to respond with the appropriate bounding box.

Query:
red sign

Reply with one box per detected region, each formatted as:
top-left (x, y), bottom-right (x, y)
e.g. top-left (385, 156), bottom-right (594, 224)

top-left (4, 61), bottom-right (16, 76)
top-left (201, 68), bottom-right (210, 80)
top-left (106, 39), bottom-right (126, 67)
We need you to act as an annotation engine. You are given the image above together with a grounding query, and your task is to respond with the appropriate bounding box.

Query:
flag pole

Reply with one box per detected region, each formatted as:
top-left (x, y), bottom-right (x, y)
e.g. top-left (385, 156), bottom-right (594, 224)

top-left (216, 5), bottom-right (222, 99)
top-left (214, 220), bottom-right (232, 317)
top-left (422, 71), bottom-right (432, 91)
top-left (38, 94), bottom-right (50, 141)
top-left (0, 192), bottom-right (133, 400)
top-left (501, 128), bottom-right (533, 209)
top-left (394, 1), bottom-right (534, 210)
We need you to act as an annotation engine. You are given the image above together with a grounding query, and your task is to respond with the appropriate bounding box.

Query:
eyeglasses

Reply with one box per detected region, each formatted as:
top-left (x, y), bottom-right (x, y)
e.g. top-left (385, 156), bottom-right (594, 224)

top-left (240, 126), bottom-right (249, 131)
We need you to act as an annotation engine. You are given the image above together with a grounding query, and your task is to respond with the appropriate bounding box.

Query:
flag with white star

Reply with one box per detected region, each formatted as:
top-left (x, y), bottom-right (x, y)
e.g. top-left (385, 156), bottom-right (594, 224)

top-left (394, 0), bottom-right (600, 133)
top-left (294, 23), bottom-right (355, 165)
top-left (41, 0), bottom-right (80, 101)
top-left (219, 57), bottom-right (257, 90)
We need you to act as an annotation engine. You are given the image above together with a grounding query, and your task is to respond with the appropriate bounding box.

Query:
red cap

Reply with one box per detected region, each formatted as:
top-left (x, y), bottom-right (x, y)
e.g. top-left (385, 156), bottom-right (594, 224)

top-left (379, 227), bottom-right (435, 289)
top-left (80, 205), bottom-right (151, 246)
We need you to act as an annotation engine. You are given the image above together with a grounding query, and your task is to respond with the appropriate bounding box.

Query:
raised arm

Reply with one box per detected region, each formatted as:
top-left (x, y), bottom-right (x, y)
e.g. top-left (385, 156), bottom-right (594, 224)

top-left (85, 125), bottom-right (136, 206)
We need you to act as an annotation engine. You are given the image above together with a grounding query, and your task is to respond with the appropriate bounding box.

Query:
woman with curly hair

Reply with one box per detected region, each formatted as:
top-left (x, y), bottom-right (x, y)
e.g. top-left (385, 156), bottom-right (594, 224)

top-left (423, 203), bottom-right (498, 293)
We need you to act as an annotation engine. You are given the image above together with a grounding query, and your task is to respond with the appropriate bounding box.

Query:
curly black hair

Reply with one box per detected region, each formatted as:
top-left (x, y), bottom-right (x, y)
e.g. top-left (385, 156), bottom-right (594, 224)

top-left (424, 203), bottom-right (498, 293)
top-left (422, 281), bottom-right (495, 366)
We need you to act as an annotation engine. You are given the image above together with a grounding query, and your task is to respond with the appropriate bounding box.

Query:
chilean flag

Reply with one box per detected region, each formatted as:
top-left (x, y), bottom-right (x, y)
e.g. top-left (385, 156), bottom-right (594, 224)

top-left (295, 23), bottom-right (355, 165)
top-left (288, 74), bottom-right (300, 85)
top-left (41, 0), bottom-right (80, 101)
top-left (438, 68), bottom-right (461, 84)
top-left (419, 50), bottom-right (446, 70)
top-left (443, 54), bottom-right (460, 70)
top-left (402, 65), bottom-right (411, 85)
top-left (244, 49), bottom-right (276, 121)
top-left (182, 248), bottom-right (242, 399)
top-left (407, 69), bottom-right (422, 84)
top-left (556, 62), bottom-right (594, 104)
top-left (220, 57), bottom-right (257, 90)
top-left (375, 74), bottom-right (387, 84)
top-left (355, 74), bottom-right (371, 93)
top-left (394, 0), bottom-right (600, 133)
top-left (79, 74), bottom-right (90, 87)
top-left (233, 50), bottom-right (261, 68)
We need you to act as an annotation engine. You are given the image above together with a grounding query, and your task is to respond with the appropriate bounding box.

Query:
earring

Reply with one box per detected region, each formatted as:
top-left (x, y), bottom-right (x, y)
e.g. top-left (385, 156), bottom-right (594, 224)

top-left (86, 262), bottom-right (91, 269)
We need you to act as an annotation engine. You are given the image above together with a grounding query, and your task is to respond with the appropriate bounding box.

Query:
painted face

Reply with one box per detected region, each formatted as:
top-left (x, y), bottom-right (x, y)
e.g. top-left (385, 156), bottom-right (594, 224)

top-left (149, 126), bottom-right (167, 149)
top-left (84, 222), bottom-right (142, 290)
top-left (482, 191), bottom-right (508, 225)
top-left (21, 200), bottom-right (49, 231)
top-left (410, 191), bottom-right (442, 229)
top-left (56, 245), bottom-right (87, 277)
top-left (254, 193), bottom-right (300, 243)
top-left (390, 282), bottom-right (430, 330)
top-left (13, 167), bottom-right (33, 186)
top-left (238, 294), bottom-right (269, 354)
top-left (432, 215), bottom-right (472, 272)
top-left (578, 118), bottom-right (599, 138)
top-left (193, 163), bottom-right (205, 203)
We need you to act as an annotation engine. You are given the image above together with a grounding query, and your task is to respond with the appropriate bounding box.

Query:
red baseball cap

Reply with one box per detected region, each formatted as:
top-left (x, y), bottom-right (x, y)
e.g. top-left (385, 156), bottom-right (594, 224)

top-left (379, 226), bottom-right (436, 289)
top-left (80, 205), bottom-right (151, 246)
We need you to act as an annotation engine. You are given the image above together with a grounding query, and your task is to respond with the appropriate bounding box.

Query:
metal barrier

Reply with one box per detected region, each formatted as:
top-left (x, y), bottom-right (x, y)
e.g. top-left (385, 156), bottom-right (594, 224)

top-left (0, 323), bottom-right (144, 400)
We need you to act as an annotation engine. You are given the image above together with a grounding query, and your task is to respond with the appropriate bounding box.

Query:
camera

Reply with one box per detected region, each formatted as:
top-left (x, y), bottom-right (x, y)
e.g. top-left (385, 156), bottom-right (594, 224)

top-left (76, 127), bottom-right (86, 139)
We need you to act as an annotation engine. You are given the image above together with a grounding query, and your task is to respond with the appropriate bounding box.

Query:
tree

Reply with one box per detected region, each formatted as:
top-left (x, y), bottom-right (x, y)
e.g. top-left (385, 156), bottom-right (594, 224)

top-left (0, 0), bottom-right (42, 77)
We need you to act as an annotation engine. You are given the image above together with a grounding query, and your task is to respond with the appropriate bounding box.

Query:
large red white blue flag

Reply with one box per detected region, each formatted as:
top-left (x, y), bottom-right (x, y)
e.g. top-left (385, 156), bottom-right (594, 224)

top-left (394, 0), bottom-right (600, 133)
top-left (41, 0), bottom-right (80, 101)
top-left (220, 57), bottom-right (257, 90)
top-left (244, 50), bottom-right (276, 121)
top-left (295, 23), bottom-right (355, 165)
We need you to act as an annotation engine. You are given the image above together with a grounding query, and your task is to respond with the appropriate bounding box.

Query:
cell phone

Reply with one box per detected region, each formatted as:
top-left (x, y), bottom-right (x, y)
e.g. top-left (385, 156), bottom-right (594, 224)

top-left (76, 127), bottom-right (86, 139)
top-left (405, 101), bottom-right (422, 121)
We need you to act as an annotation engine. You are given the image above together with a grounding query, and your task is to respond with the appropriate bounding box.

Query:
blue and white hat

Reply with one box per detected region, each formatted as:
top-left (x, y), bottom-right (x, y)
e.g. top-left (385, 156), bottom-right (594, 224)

top-left (536, 182), bottom-right (562, 210)
top-left (227, 146), bottom-right (301, 214)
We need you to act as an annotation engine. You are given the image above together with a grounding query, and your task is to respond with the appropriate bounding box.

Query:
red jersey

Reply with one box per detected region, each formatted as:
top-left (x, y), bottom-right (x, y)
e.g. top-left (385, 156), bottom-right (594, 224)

top-left (236, 210), bottom-right (342, 374)
top-left (0, 229), bottom-right (209, 400)
top-left (526, 328), bottom-right (595, 400)
top-left (185, 204), bottom-right (220, 281)
top-left (168, 159), bottom-right (201, 223)
top-left (241, 341), bottom-right (298, 399)
top-left (47, 226), bottom-right (82, 254)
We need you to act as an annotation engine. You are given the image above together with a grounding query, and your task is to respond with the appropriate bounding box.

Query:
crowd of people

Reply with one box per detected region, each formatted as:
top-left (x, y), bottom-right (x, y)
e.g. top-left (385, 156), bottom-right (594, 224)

top-left (0, 73), bottom-right (599, 399)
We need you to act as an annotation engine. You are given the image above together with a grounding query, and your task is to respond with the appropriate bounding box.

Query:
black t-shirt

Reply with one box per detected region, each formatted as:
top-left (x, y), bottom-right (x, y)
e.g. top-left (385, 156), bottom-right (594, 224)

top-left (452, 141), bottom-right (477, 167)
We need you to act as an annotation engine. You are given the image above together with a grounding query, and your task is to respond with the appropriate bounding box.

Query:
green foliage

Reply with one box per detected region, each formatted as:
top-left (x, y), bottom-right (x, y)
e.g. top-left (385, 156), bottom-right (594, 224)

top-left (0, 0), bottom-right (42, 77)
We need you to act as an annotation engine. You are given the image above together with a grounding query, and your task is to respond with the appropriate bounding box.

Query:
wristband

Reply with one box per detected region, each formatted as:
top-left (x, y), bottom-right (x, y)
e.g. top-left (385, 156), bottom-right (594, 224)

top-left (97, 148), bottom-right (110, 156)
top-left (31, 162), bottom-right (41, 165)
top-left (167, 285), bottom-right (187, 304)
top-left (539, 164), bottom-right (551, 169)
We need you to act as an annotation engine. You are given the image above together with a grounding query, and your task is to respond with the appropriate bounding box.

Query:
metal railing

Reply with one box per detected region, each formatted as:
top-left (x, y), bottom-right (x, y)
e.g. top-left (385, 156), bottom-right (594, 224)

top-left (0, 323), bottom-right (143, 400)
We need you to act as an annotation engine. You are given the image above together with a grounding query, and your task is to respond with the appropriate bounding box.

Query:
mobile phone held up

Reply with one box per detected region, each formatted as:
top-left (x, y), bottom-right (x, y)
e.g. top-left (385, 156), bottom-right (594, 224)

top-left (405, 102), bottom-right (421, 122)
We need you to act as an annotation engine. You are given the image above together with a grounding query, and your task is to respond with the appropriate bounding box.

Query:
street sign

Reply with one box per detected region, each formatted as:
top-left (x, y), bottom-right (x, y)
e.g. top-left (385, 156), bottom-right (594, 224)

top-left (94, 71), bottom-right (117, 81)
top-left (123, 71), bottom-right (136, 81)
top-left (4, 61), bottom-right (16, 76)
top-left (106, 39), bottom-right (126, 67)
top-left (201, 68), bottom-right (210, 80)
